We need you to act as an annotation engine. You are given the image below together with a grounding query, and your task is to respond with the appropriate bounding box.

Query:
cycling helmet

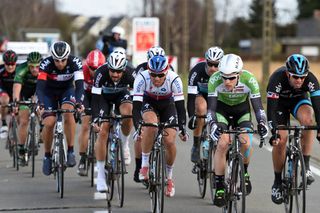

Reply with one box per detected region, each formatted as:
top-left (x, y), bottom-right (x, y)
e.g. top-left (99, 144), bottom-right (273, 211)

top-left (218, 54), bottom-right (243, 75)
top-left (50, 41), bottom-right (71, 60)
top-left (286, 54), bottom-right (309, 75)
top-left (205, 46), bottom-right (224, 62)
top-left (3, 50), bottom-right (17, 64)
top-left (113, 47), bottom-right (126, 54)
top-left (107, 50), bottom-right (127, 70)
top-left (86, 49), bottom-right (106, 70)
top-left (148, 55), bottom-right (169, 73)
top-left (27, 51), bottom-right (42, 65)
top-left (111, 26), bottom-right (125, 36)
top-left (147, 46), bottom-right (165, 60)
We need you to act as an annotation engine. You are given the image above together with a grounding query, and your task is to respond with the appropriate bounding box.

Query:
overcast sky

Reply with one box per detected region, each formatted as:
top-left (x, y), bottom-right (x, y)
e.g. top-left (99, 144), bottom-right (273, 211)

top-left (57, 0), bottom-right (298, 25)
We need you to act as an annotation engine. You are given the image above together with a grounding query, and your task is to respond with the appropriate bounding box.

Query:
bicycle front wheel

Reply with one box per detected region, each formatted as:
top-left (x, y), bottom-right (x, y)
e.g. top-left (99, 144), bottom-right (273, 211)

top-left (208, 143), bottom-right (216, 204)
top-left (150, 147), bottom-right (165, 213)
top-left (12, 118), bottom-right (19, 171)
top-left (113, 139), bottom-right (125, 207)
top-left (88, 128), bottom-right (96, 187)
top-left (290, 151), bottom-right (306, 213)
top-left (57, 135), bottom-right (65, 199)
top-left (197, 159), bottom-right (207, 198)
top-left (227, 154), bottom-right (245, 213)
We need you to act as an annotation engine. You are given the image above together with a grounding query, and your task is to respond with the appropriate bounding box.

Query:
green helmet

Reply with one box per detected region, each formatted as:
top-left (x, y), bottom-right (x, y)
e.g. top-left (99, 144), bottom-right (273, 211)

top-left (27, 51), bottom-right (42, 65)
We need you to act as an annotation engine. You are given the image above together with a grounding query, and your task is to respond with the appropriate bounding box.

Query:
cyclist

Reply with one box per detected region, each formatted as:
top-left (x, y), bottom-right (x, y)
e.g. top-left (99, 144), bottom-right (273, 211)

top-left (132, 45), bottom-right (173, 183)
top-left (133, 55), bottom-right (188, 197)
top-left (12, 51), bottom-right (42, 166)
top-left (267, 54), bottom-right (320, 204)
top-left (207, 54), bottom-right (268, 207)
top-left (187, 46), bottom-right (224, 164)
top-left (0, 50), bottom-right (18, 139)
top-left (36, 41), bottom-right (84, 176)
top-left (77, 49), bottom-right (106, 176)
top-left (91, 50), bottom-right (134, 192)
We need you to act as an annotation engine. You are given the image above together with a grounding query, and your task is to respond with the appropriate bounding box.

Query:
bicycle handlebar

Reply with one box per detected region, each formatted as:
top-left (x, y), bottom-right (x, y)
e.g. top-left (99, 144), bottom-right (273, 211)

top-left (43, 109), bottom-right (76, 113)
top-left (276, 125), bottom-right (320, 131)
top-left (221, 128), bottom-right (265, 148)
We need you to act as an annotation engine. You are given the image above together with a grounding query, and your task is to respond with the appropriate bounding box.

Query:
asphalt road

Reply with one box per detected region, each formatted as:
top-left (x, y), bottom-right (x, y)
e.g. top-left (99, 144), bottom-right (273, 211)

top-left (0, 127), bottom-right (320, 213)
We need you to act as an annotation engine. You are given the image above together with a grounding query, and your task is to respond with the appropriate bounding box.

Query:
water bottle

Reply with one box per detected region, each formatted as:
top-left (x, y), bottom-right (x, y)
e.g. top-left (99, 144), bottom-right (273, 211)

top-left (287, 159), bottom-right (292, 178)
top-left (202, 139), bottom-right (209, 159)
top-left (110, 140), bottom-right (116, 167)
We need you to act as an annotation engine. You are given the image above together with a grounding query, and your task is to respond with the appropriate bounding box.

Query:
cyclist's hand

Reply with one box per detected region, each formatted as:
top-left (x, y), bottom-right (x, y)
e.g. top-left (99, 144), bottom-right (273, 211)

top-left (210, 123), bottom-right (221, 141)
top-left (37, 104), bottom-right (45, 116)
top-left (269, 133), bottom-right (280, 146)
top-left (179, 126), bottom-right (189, 142)
top-left (133, 129), bottom-right (142, 142)
top-left (75, 103), bottom-right (84, 113)
top-left (92, 118), bottom-right (100, 132)
top-left (188, 115), bottom-right (197, 130)
top-left (258, 122), bottom-right (269, 138)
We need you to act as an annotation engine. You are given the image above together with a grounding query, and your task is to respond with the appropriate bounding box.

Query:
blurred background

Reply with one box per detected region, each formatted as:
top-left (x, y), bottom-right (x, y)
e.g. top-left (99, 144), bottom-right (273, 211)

top-left (0, 0), bottom-right (319, 83)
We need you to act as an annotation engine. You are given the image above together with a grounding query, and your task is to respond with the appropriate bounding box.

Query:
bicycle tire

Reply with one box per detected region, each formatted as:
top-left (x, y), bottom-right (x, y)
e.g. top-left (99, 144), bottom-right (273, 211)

top-left (58, 134), bottom-right (65, 198)
top-left (106, 139), bottom-right (115, 202)
top-left (290, 150), bottom-right (306, 213)
top-left (115, 138), bottom-right (125, 207)
top-left (88, 127), bottom-right (96, 187)
top-left (197, 158), bottom-right (207, 198)
top-left (227, 153), bottom-right (245, 213)
top-left (208, 142), bottom-right (216, 204)
top-left (12, 117), bottom-right (19, 171)
top-left (150, 146), bottom-right (165, 213)
top-left (29, 117), bottom-right (36, 178)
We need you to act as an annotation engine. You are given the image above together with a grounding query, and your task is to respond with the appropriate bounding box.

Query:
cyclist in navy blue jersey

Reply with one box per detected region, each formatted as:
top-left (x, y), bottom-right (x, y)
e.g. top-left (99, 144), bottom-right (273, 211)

top-left (36, 41), bottom-right (84, 176)
top-left (267, 54), bottom-right (320, 204)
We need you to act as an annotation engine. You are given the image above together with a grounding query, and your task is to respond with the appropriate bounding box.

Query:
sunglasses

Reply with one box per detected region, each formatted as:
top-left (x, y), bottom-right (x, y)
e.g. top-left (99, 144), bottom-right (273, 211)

top-left (149, 72), bottom-right (166, 78)
top-left (207, 61), bottom-right (219, 68)
top-left (289, 73), bottom-right (307, 80)
top-left (221, 75), bottom-right (238, 81)
top-left (54, 58), bottom-right (67, 63)
top-left (110, 69), bottom-right (123, 74)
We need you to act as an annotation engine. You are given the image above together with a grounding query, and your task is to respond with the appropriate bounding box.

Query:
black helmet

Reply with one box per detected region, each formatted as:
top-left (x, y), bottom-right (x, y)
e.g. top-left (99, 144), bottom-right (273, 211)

top-left (27, 51), bottom-right (42, 65)
top-left (286, 54), bottom-right (309, 75)
top-left (50, 41), bottom-right (70, 60)
top-left (3, 50), bottom-right (17, 64)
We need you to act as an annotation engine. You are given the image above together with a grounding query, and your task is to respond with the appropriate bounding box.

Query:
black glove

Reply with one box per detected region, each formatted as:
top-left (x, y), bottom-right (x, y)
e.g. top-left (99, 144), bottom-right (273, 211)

top-left (179, 125), bottom-right (187, 136)
top-left (269, 133), bottom-right (280, 146)
top-left (188, 115), bottom-right (197, 130)
top-left (258, 122), bottom-right (269, 138)
top-left (210, 123), bottom-right (222, 141)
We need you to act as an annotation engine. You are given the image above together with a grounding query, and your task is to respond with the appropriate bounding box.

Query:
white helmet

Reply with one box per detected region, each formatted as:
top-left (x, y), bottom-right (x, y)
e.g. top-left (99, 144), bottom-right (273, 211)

top-left (147, 46), bottom-right (165, 60)
top-left (111, 26), bottom-right (125, 36)
top-left (113, 47), bottom-right (126, 54)
top-left (107, 50), bottom-right (127, 70)
top-left (218, 54), bottom-right (243, 75)
top-left (205, 46), bottom-right (224, 62)
top-left (50, 41), bottom-right (71, 60)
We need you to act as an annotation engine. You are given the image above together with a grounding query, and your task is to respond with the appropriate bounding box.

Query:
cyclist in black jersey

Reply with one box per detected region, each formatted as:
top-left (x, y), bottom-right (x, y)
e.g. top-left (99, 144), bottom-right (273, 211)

top-left (187, 46), bottom-right (224, 163)
top-left (91, 50), bottom-right (134, 193)
top-left (36, 41), bottom-right (84, 176)
top-left (13, 51), bottom-right (42, 166)
top-left (267, 54), bottom-right (320, 204)
top-left (0, 50), bottom-right (18, 139)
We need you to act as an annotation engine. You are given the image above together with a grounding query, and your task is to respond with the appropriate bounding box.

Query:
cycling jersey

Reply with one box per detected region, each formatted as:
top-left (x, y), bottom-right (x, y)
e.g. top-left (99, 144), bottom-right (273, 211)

top-left (208, 70), bottom-right (267, 125)
top-left (132, 70), bottom-right (186, 130)
top-left (0, 64), bottom-right (16, 99)
top-left (91, 63), bottom-right (135, 119)
top-left (266, 67), bottom-right (320, 130)
top-left (187, 62), bottom-right (210, 117)
top-left (14, 62), bottom-right (37, 99)
top-left (36, 56), bottom-right (84, 105)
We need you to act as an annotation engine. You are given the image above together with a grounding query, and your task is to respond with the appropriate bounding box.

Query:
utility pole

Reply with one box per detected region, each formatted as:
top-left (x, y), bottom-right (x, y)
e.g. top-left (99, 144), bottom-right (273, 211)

top-left (181, 0), bottom-right (189, 73)
top-left (262, 0), bottom-right (273, 90)
top-left (204, 0), bottom-right (214, 51)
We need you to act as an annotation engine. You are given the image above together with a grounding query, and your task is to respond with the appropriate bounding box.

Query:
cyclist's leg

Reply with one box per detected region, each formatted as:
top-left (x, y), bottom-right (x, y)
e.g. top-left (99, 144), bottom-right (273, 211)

top-left (17, 106), bottom-right (30, 165)
top-left (77, 114), bottom-right (91, 176)
top-left (139, 107), bottom-right (158, 181)
top-left (95, 121), bottom-right (111, 192)
top-left (294, 100), bottom-right (315, 184)
top-left (118, 95), bottom-right (133, 165)
top-left (0, 92), bottom-right (10, 138)
top-left (191, 95), bottom-right (207, 163)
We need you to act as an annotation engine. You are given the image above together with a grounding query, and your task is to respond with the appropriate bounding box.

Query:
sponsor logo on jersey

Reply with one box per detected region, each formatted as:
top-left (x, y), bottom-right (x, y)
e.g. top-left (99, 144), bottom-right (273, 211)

top-left (40, 59), bottom-right (50, 70)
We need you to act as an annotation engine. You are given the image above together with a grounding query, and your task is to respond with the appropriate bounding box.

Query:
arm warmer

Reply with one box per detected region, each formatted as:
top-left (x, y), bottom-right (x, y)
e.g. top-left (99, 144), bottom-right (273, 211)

top-left (133, 101), bottom-right (143, 130)
top-left (187, 94), bottom-right (196, 117)
top-left (175, 100), bottom-right (187, 128)
top-left (75, 79), bottom-right (84, 103)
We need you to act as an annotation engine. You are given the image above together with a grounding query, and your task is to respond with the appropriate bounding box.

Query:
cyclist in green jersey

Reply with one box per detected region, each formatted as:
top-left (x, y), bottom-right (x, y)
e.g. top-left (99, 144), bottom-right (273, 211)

top-left (12, 51), bottom-right (42, 166)
top-left (207, 54), bottom-right (268, 207)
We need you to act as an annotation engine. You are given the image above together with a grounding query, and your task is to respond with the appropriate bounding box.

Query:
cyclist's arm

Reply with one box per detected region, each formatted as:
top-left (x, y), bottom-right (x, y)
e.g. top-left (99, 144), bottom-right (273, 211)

top-left (132, 73), bottom-right (146, 129)
top-left (305, 72), bottom-right (320, 126)
top-left (207, 75), bottom-right (219, 124)
top-left (91, 70), bottom-right (104, 120)
top-left (73, 62), bottom-right (84, 103)
top-left (172, 76), bottom-right (186, 128)
top-left (12, 83), bottom-right (22, 102)
top-left (250, 97), bottom-right (267, 123)
top-left (36, 71), bottom-right (47, 105)
top-left (187, 68), bottom-right (199, 117)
